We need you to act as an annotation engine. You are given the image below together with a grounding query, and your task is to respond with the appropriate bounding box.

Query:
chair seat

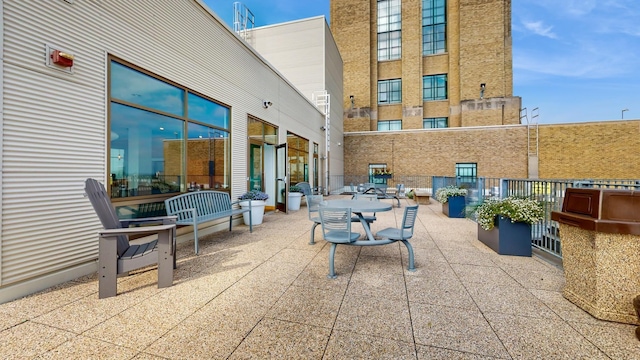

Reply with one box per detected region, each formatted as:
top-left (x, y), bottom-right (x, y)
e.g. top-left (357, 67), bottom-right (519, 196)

top-left (311, 215), bottom-right (321, 224)
top-left (324, 230), bottom-right (361, 244)
top-left (376, 227), bottom-right (413, 240)
top-left (351, 215), bottom-right (376, 223)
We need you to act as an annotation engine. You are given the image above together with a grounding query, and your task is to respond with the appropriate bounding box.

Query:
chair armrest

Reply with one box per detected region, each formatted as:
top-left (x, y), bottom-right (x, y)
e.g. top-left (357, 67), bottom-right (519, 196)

top-left (99, 224), bottom-right (176, 237)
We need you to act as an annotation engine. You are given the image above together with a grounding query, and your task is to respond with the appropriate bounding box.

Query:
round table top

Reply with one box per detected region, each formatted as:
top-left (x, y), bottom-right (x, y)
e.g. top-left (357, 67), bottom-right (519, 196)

top-left (325, 199), bottom-right (392, 212)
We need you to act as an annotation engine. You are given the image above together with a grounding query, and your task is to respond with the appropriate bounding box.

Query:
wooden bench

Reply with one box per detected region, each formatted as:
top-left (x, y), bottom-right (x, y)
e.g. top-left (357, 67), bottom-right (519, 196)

top-left (414, 191), bottom-right (431, 205)
top-left (165, 191), bottom-right (252, 254)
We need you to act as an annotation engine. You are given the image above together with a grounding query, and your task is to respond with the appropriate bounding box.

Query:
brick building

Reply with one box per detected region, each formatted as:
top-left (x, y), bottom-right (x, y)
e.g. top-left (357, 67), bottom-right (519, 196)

top-left (331, 0), bottom-right (640, 181)
top-left (331, 0), bottom-right (521, 134)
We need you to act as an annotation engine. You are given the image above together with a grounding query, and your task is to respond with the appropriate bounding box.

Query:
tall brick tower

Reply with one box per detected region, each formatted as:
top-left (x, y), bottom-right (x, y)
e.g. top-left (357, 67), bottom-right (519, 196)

top-left (330, 0), bottom-right (521, 132)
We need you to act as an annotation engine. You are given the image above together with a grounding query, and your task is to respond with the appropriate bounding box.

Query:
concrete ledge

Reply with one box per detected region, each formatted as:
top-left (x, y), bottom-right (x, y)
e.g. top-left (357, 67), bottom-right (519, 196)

top-left (414, 192), bottom-right (431, 205)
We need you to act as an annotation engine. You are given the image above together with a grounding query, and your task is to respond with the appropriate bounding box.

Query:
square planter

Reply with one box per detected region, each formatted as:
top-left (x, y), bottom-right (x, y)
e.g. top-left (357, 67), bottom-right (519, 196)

top-left (477, 216), bottom-right (532, 256)
top-left (442, 195), bottom-right (465, 218)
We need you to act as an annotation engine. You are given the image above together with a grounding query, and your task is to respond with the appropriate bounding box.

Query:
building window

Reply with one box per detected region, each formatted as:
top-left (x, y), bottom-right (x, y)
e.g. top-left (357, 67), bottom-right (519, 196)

top-left (422, 0), bottom-right (446, 55)
top-left (377, 120), bottom-right (402, 131)
top-left (456, 163), bottom-right (477, 186)
top-left (287, 132), bottom-right (309, 185)
top-left (109, 59), bottom-right (230, 201)
top-left (378, 79), bottom-right (402, 104)
top-left (377, 0), bottom-right (401, 61)
top-left (423, 74), bottom-right (447, 101)
top-left (423, 117), bottom-right (448, 128)
top-left (369, 164), bottom-right (389, 184)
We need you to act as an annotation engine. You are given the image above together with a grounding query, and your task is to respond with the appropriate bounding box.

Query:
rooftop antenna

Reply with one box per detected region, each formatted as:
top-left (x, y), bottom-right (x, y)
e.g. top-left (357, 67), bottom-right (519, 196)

top-left (233, 2), bottom-right (255, 41)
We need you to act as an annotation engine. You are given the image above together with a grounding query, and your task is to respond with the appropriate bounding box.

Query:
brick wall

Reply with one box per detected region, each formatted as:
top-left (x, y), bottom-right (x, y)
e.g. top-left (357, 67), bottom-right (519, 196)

top-left (459, 0), bottom-right (511, 100)
top-left (344, 120), bottom-right (640, 180)
top-left (333, 0), bottom-right (518, 131)
top-left (538, 121), bottom-right (640, 179)
top-left (344, 125), bottom-right (528, 178)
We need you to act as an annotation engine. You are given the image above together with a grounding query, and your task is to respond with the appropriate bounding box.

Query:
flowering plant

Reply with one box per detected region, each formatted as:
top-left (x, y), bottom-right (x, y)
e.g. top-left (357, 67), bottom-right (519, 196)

top-left (289, 185), bottom-right (303, 193)
top-left (475, 197), bottom-right (544, 231)
top-left (238, 190), bottom-right (269, 201)
top-left (374, 168), bottom-right (393, 175)
top-left (435, 185), bottom-right (468, 203)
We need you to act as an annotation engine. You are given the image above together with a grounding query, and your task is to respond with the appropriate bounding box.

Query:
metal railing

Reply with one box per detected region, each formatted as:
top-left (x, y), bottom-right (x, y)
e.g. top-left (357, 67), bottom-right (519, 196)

top-left (329, 175), bottom-right (433, 195)
top-left (328, 175), bottom-right (640, 259)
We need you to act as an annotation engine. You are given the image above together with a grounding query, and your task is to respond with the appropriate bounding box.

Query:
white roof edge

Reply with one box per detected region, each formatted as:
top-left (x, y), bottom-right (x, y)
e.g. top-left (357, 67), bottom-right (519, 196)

top-left (252, 15), bottom-right (327, 31)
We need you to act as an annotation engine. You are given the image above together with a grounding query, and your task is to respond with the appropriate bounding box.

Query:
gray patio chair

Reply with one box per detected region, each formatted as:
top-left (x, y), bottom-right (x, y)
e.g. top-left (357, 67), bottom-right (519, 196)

top-left (352, 193), bottom-right (378, 224)
top-left (370, 184), bottom-right (401, 207)
top-left (396, 183), bottom-right (406, 198)
top-left (306, 194), bottom-right (325, 245)
top-left (84, 178), bottom-right (177, 298)
top-left (318, 207), bottom-right (362, 278)
top-left (375, 204), bottom-right (418, 272)
top-left (295, 182), bottom-right (312, 196)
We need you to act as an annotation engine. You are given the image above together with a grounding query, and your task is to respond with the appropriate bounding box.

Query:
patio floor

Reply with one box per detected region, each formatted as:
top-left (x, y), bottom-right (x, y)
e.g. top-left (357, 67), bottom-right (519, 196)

top-left (0, 195), bottom-right (638, 359)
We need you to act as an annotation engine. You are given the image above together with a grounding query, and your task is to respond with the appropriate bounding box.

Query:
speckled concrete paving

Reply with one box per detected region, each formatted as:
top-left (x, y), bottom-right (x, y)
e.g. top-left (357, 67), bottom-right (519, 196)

top-left (1, 196), bottom-right (638, 359)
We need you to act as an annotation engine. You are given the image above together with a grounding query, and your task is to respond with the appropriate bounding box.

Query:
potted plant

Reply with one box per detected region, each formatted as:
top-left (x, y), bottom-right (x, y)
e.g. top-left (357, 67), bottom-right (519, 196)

top-left (435, 185), bottom-right (468, 218)
top-left (373, 169), bottom-right (393, 179)
top-left (475, 197), bottom-right (544, 256)
top-left (287, 185), bottom-right (304, 211)
top-left (238, 190), bottom-right (269, 225)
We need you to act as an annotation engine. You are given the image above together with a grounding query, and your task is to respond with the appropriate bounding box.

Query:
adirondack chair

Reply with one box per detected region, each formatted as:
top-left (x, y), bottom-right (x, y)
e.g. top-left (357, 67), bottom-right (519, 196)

top-left (84, 178), bottom-right (177, 298)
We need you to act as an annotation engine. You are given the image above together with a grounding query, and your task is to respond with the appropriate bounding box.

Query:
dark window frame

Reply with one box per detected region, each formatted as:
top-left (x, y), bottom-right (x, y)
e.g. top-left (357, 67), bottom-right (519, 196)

top-left (423, 74), bottom-right (448, 101)
top-left (422, 0), bottom-right (447, 55)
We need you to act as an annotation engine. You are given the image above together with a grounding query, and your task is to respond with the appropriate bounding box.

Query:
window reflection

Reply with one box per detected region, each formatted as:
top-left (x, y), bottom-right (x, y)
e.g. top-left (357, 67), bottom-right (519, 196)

top-left (187, 123), bottom-right (229, 190)
top-left (287, 132), bottom-right (309, 184)
top-left (110, 102), bottom-right (184, 197)
top-left (187, 92), bottom-right (229, 129)
top-left (109, 59), bottom-right (231, 202)
top-left (110, 62), bottom-right (184, 116)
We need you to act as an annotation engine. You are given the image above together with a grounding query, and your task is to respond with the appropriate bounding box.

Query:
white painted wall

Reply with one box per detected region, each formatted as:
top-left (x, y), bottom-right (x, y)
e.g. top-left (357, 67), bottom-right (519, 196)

top-left (0, 0), bottom-right (327, 302)
top-left (250, 17), bottom-right (345, 187)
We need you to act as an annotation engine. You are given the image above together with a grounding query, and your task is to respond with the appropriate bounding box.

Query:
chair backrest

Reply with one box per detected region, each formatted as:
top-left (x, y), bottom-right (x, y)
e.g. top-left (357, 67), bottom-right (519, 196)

top-left (295, 182), bottom-right (312, 197)
top-left (396, 184), bottom-right (406, 198)
top-left (354, 193), bottom-right (379, 202)
top-left (306, 194), bottom-right (324, 220)
top-left (165, 191), bottom-right (231, 221)
top-left (374, 184), bottom-right (388, 195)
top-left (85, 178), bottom-right (129, 257)
top-left (401, 205), bottom-right (419, 235)
top-left (318, 207), bottom-right (356, 243)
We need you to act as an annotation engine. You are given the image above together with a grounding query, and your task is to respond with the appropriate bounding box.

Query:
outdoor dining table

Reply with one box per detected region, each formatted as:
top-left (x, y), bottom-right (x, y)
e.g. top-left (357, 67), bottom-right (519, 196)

top-left (325, 199), bottom-right (393, 241)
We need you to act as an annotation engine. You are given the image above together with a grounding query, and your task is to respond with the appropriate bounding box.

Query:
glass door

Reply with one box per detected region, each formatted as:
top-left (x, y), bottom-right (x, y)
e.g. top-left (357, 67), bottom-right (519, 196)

top-left (276, 143), bottom-right (288, 212)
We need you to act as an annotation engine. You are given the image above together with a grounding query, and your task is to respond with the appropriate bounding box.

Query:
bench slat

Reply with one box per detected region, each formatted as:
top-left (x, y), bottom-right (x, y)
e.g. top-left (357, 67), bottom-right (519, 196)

top-left (165, 191), bottom-right (252, 254)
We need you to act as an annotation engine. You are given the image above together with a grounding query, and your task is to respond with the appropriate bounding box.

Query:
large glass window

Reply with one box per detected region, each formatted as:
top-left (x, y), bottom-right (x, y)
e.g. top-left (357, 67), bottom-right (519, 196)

top-left (423, 117), bottom-right (448, 128)
top-left (377, 120), bottom-right (402, 131)
top-left (287, 132), bottom-right (309, 184)
top-left (109, 59), bottom-right (230, 201)
top-left (423, 0), bottom-right (446, 55)
top-left (423, 74), bottom-right (448, 101)
top-left (248, 118), bottom-right (278, 192)
top-left (378, 0), bottom-right (402, 61)
top-left (378, 79), bottom-right (402, 104)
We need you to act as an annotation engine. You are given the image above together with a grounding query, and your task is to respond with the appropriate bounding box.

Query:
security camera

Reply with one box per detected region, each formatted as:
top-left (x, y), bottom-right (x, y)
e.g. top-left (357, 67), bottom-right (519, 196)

top-left (262, 100), bottom-right (272, 108)
top-left (320, 126), bottom-right (326, 131)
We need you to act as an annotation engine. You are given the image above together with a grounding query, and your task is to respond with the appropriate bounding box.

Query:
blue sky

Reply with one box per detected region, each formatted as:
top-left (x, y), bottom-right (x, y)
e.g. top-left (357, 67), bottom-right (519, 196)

top-left (203, 0), bottom-right (639, 124)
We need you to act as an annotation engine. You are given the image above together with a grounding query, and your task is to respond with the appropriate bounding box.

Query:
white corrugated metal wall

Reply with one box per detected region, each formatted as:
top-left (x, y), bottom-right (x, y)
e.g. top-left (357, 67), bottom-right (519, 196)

top-left (0, 0), bottom-right (326, 302)
top-left (250, 17), bottom-right (345, 187)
